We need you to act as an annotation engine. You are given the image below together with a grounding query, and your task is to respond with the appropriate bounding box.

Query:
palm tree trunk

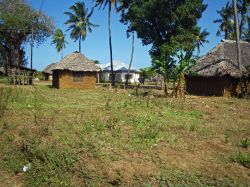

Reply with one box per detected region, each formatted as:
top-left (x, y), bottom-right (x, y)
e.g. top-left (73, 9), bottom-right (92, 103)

top-left (79, 33), bottom-right (82, 53)
top-left (125, 32), bottom-right (135, 87)
top-left (233, 0), bottom-right (247, 97)
top-left (108, 2), bottom-right (115, 86)
top-left (225, 29), bottom-right (228, 40)
top-left (61, 48), bottom-right (63, 60)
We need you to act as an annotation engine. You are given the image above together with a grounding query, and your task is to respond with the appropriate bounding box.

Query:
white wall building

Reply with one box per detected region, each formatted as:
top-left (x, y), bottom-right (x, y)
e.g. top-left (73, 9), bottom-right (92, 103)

top-left (98, 61), bottom-right (140, 83)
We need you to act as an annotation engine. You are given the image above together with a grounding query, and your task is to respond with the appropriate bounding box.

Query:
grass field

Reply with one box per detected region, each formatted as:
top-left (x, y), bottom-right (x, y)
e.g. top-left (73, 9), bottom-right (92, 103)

top-left (0, 83), bottom-right (249, 186)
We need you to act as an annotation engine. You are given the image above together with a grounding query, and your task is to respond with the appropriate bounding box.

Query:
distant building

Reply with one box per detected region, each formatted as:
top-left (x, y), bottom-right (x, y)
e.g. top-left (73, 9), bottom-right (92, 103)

top-left (43, 63), bottom-right (57, 81)
top-left (51, 52), bottom-right (101, 90)
top-left (98, 60), bottom-right (140, 83)
top-left (185, 40), bottom-right (250, 96)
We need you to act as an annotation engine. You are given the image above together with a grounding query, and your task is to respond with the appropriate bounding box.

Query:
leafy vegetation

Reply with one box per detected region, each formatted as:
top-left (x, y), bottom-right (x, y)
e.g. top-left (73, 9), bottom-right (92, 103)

top-left (231, 152), bottom-right (250, 168)
top-left (51, 29), bottom-right (68, 60)
top-left (120, 0), bottom-right (209, 95)
top-left (64, 1), bottom-right (97, 53)
top-left (0, 0), bottom-right (54, 68)
top-left (239, 138), bottom-right (250, 148)
top-left (214, 0), bottom-right (250, 40)
top-left (0, 85), bottom-right (249, 186)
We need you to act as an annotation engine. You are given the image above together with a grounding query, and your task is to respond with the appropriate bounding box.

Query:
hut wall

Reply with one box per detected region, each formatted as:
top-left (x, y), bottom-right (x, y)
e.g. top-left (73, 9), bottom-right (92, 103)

top-left (57, 70), bottom-right (97, 90)
top-left (52, 70), bottom-right (60, 88)
top-left (186, 76), bottom-right (225, 96)
top-left (223, 76), bottom-right (239, 96)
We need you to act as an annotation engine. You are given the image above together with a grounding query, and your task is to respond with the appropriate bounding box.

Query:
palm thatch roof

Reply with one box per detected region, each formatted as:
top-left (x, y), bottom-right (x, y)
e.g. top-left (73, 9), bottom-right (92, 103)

top-left (52, 52), bottom-right (101, 72)
top-left (43, 63), bottom-right (57, 74)
top-left (189, 40), bottom-right (250, 78)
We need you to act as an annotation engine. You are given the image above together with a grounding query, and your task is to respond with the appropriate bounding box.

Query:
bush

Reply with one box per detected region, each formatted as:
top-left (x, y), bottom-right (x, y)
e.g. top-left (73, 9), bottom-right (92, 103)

top-left (34, 71), bottom-right (45, 81)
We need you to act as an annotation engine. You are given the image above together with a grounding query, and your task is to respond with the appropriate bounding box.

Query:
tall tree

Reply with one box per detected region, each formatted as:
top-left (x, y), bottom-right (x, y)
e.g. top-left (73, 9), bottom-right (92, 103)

top-left (214, 0), bottom-right (250, 40)
top-left (238, 0), bottom-right (250, 40)
top-left (52, 29), bottom-right (67, 60)
top-left (65, 1), bottom-right (97, 53)
top-left (195, 29), bottom-right (209, 55)
top-left (118, 1), bottom-right (136, 86)
top-left (214, 2), bottom-right (234, 40)
top-left (121, 0), bottom-right (207, 96)
top-left (94, 0), bottom-right (120, 86)
top-left (0, 0), bottom-right (54, 72)
top-left (125, 32), bottom-right (134, 86)
top-left (233, 0), bottom-right (247, 97)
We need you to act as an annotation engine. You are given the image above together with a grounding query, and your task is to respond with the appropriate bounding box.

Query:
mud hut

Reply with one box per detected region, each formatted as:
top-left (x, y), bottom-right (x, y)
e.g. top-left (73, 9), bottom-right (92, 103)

top-left (51, 52), bottom-right (101, 90)
top-left (43, 63), bottom-right (57, 81)
top-left (185, 40), bottom-right (250, 96)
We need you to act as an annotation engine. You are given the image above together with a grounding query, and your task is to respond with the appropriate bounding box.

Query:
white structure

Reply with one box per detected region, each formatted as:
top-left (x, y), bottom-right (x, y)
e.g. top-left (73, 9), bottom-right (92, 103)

top-left (98, 60), bottom-right (140, 83)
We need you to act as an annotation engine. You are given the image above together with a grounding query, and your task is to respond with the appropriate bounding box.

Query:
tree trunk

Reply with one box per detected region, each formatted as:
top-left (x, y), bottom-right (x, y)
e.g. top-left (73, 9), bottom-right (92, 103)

top-left (79, 33), bottom-right (82, 53)
top-left (30, 27), bottom-right (34, 69)
top-left (164, 82), bottom-right (168, 96)
top-left (174, 72), bottom-right (185, 98)
top-left (61, 48), bottom-right (63, 60)
top-left (233, 0), bottom-right (247, 97)
top-left (125, 32), bottom-right (135, 87)
top-left (225, 29), bottom-right (228, 40)
top-left (108, 2), bottom-right (115, 86)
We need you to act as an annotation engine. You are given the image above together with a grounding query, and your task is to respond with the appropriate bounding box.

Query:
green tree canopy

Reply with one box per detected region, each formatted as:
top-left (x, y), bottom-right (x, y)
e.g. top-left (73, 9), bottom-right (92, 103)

top-left (0, 0), bottom-right (54, 68)
top-left (120, 0), bottom-right (208, 95)
top-left (51, 29), bottom-right (68, 60)
top-left (120, 0), bottom-right (207, 47)
top-left (65, 1), bottom-right (97, 53)
top-left (214, 0), bottom-right (250, 40)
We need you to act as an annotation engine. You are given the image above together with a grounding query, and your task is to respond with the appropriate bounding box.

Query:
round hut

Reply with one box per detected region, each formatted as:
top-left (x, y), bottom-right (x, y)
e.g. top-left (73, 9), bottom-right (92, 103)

top-left (51, 52), bottom-right (101, 90)
top-left (185, 40), bottom-right (250, 96)
top-left (43, 63), bottom-right (57, 81)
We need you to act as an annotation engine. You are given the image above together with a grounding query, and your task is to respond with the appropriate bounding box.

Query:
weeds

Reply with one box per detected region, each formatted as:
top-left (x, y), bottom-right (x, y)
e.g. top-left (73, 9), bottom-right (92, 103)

top-left (0, 87), bottom-right (12, 118)
top-left (231, 152), bottom-right (250, 168)
top-left (0, 85), bottom-right (249, 186)
top-left (239, 138), bottom-right (249, 148)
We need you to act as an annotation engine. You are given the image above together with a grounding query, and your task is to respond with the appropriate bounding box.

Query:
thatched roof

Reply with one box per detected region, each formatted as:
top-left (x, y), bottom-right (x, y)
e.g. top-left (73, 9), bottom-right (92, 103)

top-left (189, 40), bottom-right (250, 78)
top-left (52, 52), bottom-right (101, 72)
top-left (43, 63), bottom-right (57, 74)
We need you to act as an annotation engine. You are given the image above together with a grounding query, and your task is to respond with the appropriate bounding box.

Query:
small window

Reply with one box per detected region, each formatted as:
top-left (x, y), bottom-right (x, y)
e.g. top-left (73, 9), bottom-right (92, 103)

top-left (73, 72), bottom-right (83, 82)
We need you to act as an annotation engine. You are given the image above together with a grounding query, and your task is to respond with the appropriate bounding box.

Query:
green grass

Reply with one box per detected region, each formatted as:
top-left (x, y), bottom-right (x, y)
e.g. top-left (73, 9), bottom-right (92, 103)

top-left (0, 75), bottom-right (8, 84)
top-left (0, 85), bottom-right (249, 186)
top-left (231, 152), bottom-right (250, 168)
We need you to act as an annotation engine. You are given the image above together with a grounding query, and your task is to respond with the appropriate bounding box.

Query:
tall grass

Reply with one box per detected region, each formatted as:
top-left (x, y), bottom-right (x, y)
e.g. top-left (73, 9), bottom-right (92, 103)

top-left (0, 87), bottom-right (12, 118)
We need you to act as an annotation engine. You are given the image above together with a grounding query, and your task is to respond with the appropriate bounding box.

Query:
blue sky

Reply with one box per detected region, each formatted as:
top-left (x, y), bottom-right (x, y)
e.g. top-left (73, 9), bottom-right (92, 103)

top-left (26, 0), bottom-right (229, 71)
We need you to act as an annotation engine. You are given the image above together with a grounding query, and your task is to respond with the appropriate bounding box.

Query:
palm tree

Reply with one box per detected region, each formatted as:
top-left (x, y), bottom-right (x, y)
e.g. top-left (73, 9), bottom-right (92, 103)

top-left (195, 29), bottom-right (209, 55)
top-left (233, 0), bottom-right (247, 97)
top-left (214, 2), bottom-right (234, 39)
top-left (51, 29), bottom-right (67, 60)
top-left (65, 1), bottom-right (97, 53)
top-left (125, 32), bottom-right (134, 86)
top-left (94, 0), bottom-right (119, 86)
top-left (238, 0), bottom-right (250, 39)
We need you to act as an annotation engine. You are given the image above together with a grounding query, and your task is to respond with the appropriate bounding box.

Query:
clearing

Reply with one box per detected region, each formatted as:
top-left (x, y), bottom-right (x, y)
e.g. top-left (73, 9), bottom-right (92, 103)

top-left (0, 84), bottom-right (249, 186)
